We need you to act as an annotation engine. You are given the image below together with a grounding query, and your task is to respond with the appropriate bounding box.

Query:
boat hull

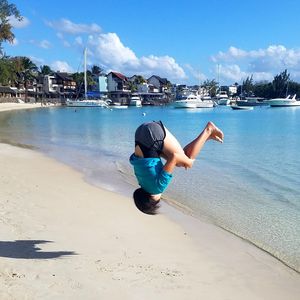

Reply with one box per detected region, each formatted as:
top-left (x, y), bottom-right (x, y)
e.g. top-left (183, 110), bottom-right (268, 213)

top-left (129, 100), bottom-right (142, 107)
top-left (236, 100), bottom-right (268, 106)
top-left (174, 101), bottom-right (197, 108)
top-left (66, 100), bottom-right (108, 107)
top-left (218, 98), bottom-right (230, 105)
top-left (231, 105), bottom-right (253, 110)
top-left (268, 100), bottom-right (300, 107)
top-left (196, 102), bottom-right (214, 108)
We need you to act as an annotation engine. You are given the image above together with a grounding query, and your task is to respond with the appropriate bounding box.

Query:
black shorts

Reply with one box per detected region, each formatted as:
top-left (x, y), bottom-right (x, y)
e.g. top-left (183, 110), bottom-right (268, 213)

top-left (135, 121), bottom-right (166, 158)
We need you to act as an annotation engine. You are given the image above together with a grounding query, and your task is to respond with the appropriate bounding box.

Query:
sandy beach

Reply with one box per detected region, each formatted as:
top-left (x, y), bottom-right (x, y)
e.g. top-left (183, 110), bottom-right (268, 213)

top-left (0, 105), bottom-right (299, 299)
top-left (0, 103), bottom-right (42, 112)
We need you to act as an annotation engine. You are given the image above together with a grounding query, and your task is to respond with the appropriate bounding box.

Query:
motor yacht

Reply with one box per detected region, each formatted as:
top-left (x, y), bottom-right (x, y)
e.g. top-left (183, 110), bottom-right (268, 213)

top-left (174, 94), bottom-right (214, 108)
top-left (129, 94), bottom-right (142, 107)
top-left (268, 94), bottom-right (300, 107)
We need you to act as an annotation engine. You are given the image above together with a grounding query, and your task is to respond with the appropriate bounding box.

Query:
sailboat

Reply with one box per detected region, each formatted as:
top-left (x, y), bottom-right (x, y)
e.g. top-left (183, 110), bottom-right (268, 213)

top-left (66, 48), bottom-right (109, 107)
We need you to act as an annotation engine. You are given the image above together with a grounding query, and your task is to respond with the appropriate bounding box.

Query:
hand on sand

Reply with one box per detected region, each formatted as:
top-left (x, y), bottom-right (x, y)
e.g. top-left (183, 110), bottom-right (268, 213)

top-left (207, 122), bottom-right (224, 143)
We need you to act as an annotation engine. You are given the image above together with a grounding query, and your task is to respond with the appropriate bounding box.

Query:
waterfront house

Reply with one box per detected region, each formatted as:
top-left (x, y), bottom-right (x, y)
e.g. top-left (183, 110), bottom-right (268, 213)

top-left (43, 72), bottom-right (76, 99)
top-left (107, 72), bottom-right (131, 103)
top-left (89, 74), bottom-right (108, 99)
top-left (0, 86), bottom-right (17, 101)
top-left (147, 75), bottom-right (170, 93)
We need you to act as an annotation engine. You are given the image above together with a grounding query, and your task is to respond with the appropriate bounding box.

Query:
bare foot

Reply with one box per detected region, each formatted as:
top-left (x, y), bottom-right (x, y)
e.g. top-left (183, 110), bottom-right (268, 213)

top-left (207, 122), bottom-right (224, 143)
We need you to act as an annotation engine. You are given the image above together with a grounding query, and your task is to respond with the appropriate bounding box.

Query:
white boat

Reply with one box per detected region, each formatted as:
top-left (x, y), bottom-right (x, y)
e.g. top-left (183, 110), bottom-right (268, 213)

top-left (236, 97), bottom-right (268, 107)
top-left (66, 99), bottom-right (108, 107)
top-left (197, 98), bottom-right (214, 108)
top-left (174, 94), bottom-right (214, 108)
top-left (231, 105), bottom-right (253, 110)
top-left (111, 102), bottom-right (128, 109)
top-left (218, 98), bottom-right (230, 105)
top-left (268, 94), bottom-right (300, 107)
top-left (129, 95), bottom-right (142, 107)
top-left (66, 48), bottom-right (109, 108)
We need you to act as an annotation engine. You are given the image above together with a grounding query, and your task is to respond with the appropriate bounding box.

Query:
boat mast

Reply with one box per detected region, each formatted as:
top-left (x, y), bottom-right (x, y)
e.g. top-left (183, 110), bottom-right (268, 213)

top-left (84, 47), bottom-right (87, 99)
top-left (217, 64), bottom-right (220, 94)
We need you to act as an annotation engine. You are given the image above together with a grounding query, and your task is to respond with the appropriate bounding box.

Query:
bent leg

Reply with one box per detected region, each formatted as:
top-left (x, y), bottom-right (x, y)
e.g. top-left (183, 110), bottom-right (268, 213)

top-left (162, 122), bottom-right (223, 165)
top-left (183, 122), bottom-right (223, 159)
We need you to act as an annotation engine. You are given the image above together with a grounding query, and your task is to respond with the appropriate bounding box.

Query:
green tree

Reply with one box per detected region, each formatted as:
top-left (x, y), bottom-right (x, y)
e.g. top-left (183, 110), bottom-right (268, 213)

top-left (73, 71), bottom-right (94, 97)
top-left (242, 75), bottom-right (254, 96)
top-left (128, 81), bottom-right (137, 92)
top-left (134, 75), bottom-right (146, 85)
top-left (0, 55), bottom-right (18, 85)
top-left (15, 57), bottom-right (38, 101)
top-left (0, 0), bottom-right (22, 54)
top-left (40, 65), bottom-right (53, 75)
top-left (202, 79), bottom-right (218, 97)
top-left (272, 69), bottom-right (290, 98)
top-left (287, 80), bottom-right (300, 97)
top-left (91, 65), bottom-right (104, 76)
top-left (253, 81), bottom-right (273, 99)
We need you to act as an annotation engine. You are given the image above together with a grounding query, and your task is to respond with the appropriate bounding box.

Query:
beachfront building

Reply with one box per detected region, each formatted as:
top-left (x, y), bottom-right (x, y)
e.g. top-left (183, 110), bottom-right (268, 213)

top-left (98, 75), bottom-right (108, 94)
top-left (228, 84), bottom-right (238, 96)
top-left (107, 72), bottom-right (131, 103)
top-left (147, 75), bottom-right (172, 103)
top-left (134, 82), bottom-right (164, 104)
top-left (88, 74), bottom-right (109, 99)
top-left (0, 86), bottom-right (18, 101)
top-left (147, 75), bottom-right (171, 93)
top-left (43, 72), bottom-right (76, 99)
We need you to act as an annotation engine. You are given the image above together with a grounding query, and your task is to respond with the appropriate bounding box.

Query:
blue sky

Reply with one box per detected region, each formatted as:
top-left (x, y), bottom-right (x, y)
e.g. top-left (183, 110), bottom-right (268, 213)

top-left (3, 0), bottom-right (300, 85)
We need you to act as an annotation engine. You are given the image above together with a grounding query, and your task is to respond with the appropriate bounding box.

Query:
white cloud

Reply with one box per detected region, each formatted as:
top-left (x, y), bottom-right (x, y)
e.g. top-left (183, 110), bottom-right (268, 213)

top-left (29, 39), bottom-right (51, 49)
top-left (211, 45), bottom-right (300, 83)
top-left (51, 60), bottom-right (74, 72)
top-left (74, 36), bottom-right (84, 47)
top-left (11, 38), bottom-right (18, 46)
top-left (88, 33), bottom-right (138, 67)
top-left (184, 64), bottom-right (206, 82)
top-left (87, 32), bottom-right (186, 81)
top-left (39, 40), bottom-right (51, 49)
top-left (63, 40), bottom-right (71, 47)
top-left (216, 64), bottom-right (273, 83)
top-left (212, 45), bottom-right (300, 71)
top-left (56, 32), bottom-right (71, 47)
top-left (30, 56), bottom-right (45, 66)
top-left (8, 16), bottom-right (30, 28)
top-left (46, 18), bottom-right (101, 34)
top-left (46, 19), bottom-right (186, 81)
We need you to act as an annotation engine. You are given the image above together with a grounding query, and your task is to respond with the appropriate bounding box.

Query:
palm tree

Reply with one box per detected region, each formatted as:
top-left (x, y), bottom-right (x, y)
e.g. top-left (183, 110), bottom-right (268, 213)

top-left (16, 57), bottom-right (38, 102)
top-left (91, 65), bottom-right (103, 76)
top-left (0, 0), bottom-right (22, 55)
top-left (40, 65), bottom-right (53, 75)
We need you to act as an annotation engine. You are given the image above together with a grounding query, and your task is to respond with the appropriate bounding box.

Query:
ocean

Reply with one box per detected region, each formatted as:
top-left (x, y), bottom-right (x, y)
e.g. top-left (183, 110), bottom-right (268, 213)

top-left (0, 104), bottom-right (299, 272)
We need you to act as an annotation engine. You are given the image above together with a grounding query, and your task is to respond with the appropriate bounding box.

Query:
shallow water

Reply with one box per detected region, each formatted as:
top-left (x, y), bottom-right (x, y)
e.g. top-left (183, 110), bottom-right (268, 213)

top-left (0, 105), bottom-right (299, 272)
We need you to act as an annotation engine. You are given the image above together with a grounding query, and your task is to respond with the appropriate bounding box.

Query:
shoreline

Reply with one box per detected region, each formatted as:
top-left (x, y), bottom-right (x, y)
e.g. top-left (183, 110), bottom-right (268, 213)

top-left (0, 105), bottom-right (300, 298)
top-left (0, 102), bottom-right (42, 112)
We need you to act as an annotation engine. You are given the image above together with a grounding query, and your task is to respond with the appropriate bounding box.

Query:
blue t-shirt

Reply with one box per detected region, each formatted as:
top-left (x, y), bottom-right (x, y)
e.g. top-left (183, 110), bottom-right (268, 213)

top-left (129, 154), bottom-right (173, 194)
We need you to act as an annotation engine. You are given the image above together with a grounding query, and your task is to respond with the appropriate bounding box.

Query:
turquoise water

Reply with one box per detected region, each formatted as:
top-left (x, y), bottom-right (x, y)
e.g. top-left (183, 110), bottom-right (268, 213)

top-left (0, 105), bottom-right (299, 272)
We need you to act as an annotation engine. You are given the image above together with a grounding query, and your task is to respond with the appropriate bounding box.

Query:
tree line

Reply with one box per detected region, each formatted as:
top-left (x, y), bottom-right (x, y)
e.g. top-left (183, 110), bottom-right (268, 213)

top-left (202, 69), bottom-right (300, 99)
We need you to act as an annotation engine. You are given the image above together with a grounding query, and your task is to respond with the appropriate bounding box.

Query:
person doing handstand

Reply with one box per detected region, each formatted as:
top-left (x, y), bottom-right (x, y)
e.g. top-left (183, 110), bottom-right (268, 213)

top-left (129, 120), bottom-right (224, 214)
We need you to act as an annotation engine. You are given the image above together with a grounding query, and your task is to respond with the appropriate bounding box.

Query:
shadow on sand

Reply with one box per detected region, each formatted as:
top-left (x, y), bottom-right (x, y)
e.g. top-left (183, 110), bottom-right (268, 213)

top-left (0, 240), bottom-right (76, 259)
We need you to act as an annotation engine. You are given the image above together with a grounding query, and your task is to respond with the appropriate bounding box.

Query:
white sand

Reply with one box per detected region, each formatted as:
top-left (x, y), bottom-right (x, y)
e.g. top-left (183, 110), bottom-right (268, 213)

top-left (0, 106), bottom-right (299, 299)
top-left (0, 103), bottom-right (42, 112)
